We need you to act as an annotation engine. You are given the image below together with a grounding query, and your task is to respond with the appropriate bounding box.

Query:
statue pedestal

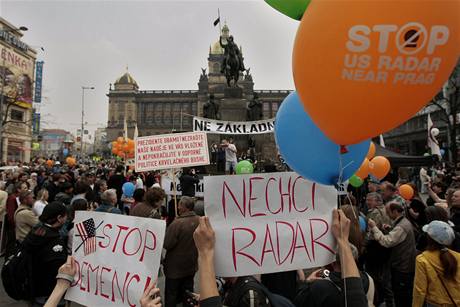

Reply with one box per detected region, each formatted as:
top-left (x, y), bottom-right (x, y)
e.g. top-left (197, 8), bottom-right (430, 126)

top-left (224, 87), bottom-right (243, 99)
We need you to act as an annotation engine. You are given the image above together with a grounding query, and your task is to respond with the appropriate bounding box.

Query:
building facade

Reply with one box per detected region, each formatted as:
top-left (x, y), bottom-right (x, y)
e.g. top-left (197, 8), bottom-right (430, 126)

top-left (106, 25), bottom-right (289, 159)
top-left (93, 127), bottom-right (107, 154)
top-left (39, 129), bottom-right (73, 157)
top-left (0, 17), bottom-right (37, 163)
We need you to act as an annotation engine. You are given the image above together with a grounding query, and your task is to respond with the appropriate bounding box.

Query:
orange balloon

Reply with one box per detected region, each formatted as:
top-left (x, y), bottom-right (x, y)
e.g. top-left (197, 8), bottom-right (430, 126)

top-left (117, 137), bottom-right (124, 144)
top-left (369, 156), bottom-right (391, 180)
top-left (399, 184), bottom-right (414, 200)
top-left (293, 0), bottom-right (460, 145)
top-left (367, 143), bottom-right (376, 160)
top-left (46, 160), bottom-right (54, 167)
top-left (112, 148), bottom-right (119, 155)
top-left (127, 139), bottom-right (135, 149)
top-left (68, 158), bottom-right (76, 167)
top-left (355, 158), bottom-right (370, 179)
top-left (122, 144), bottom-right (129, 152)
top-left (111, 141), bottom-right (117, 148)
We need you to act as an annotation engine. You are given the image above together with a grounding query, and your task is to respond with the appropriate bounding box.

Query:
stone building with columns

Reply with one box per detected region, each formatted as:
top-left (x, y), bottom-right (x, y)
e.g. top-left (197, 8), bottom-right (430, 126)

top-left (106, 24), bottom-right (290, 159)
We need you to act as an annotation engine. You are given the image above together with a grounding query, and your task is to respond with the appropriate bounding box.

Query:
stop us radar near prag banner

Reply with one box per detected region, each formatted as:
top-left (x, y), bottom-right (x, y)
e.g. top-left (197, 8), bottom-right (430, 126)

top-left (65, 211), bottom-right (166, 307)
top-left (135, 131), bottom-right (210, 172)
top-left (204, 172), bottom-right (337, 277)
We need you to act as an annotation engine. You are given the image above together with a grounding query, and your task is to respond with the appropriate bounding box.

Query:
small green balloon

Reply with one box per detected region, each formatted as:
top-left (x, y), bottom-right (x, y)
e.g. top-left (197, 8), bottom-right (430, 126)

top-left (236, 160), bottom-right (254, 175)
top-left (349, 175), bottom-right (364, 188)
top-left (265, 0), bottom-right (311, 20)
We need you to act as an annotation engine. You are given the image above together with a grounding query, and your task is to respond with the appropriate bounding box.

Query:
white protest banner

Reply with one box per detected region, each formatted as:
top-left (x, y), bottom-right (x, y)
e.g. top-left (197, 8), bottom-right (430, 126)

top-left (204, 172), bottom-right (337, 277)
top-left (161, 175), bottom-right (205, 197)
top-left (135, 131), bottom-right (209, 172)
top-left (65, 211), bottom-right (166, 307)
top-left (193, 116), bottom-right (275, 134)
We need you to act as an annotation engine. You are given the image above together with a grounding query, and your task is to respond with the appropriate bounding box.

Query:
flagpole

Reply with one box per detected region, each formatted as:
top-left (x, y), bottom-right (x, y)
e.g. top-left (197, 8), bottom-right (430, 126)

top-left (218, 8), bottom-right (222, 34)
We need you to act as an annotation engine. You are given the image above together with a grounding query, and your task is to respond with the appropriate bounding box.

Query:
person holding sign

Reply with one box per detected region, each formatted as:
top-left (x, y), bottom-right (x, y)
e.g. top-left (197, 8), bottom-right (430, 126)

top-left (192, 210), bottom-right (368, 307)
top-left (22, 202), bottom-right (68, 306)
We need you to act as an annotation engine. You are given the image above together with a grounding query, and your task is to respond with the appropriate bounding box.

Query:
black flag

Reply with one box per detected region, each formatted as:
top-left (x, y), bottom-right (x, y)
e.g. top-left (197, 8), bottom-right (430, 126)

top-left (213, 17), bottom-right (220, 26)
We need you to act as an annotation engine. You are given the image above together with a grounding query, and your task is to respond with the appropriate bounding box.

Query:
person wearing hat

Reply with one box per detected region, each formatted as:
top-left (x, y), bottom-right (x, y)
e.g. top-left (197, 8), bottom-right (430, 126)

top-left (412, 220), bottom-right (460, 307)
top-left (22, 201), bottom-right (68, 306)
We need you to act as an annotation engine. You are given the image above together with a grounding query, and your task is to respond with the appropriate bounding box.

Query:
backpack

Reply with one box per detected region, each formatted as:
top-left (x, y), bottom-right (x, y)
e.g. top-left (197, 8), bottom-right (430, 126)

top-left (225, 276), bottom-right (295, 307)
top-left (1, 244), bottom-right (34, 300)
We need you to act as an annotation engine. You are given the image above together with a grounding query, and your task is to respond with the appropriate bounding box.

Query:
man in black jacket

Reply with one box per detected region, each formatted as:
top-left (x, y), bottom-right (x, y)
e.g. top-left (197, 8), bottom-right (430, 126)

top-left (22, 201), bottom-right (68, 306)
top-left (179, 168), bottom-right (199, 197)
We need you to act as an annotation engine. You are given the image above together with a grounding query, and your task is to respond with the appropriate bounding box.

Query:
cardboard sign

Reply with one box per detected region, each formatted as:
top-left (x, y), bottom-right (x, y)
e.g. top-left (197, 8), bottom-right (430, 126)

top-left (65, 211), bottom-right (166, 307)
top-left (135, 132), bottom-right (210, 172)
top-left (193, 116), bottom-right (275, 134)
top-left (204, 172), bottom-right (337, 277)
top-left (161, 175), bottom-right (205, 198)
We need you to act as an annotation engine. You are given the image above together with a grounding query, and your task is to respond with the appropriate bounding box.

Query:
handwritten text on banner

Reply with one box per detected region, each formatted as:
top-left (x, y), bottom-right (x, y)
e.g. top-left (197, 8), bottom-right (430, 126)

top-left (204, 172), bottom-right (337, 277)
top-left (65, 211), bottom-right (166, 307)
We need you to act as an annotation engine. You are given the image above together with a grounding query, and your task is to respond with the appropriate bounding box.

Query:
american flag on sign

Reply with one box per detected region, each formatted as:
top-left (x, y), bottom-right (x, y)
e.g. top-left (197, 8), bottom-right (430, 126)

top-left (76, 218), bottom-right (97, 255)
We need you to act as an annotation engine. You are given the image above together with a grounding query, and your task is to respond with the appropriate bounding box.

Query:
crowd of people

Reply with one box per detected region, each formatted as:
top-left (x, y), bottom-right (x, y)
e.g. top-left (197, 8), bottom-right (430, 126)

top-left (0, 159), bottom-right (459, 307)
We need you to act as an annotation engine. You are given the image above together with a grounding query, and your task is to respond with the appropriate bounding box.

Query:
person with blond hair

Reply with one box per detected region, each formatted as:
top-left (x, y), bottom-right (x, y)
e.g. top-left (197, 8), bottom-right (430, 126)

top-left (33, 188), bottom-right (49, 217)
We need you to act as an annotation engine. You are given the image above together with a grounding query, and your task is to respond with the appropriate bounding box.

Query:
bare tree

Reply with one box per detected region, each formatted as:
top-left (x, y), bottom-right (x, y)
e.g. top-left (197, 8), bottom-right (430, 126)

top-left (428, 58), bottom-right (460, 164)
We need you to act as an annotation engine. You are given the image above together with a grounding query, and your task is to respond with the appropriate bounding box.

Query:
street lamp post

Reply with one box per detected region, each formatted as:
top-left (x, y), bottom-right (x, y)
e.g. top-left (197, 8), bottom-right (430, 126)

top-left (0, 26), bottom-right (28, 161)
top-left (81, 86), bottom-right (94, 157)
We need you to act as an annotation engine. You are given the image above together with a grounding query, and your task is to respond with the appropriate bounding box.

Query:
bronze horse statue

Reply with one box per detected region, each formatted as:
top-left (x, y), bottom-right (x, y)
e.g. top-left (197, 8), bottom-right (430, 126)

top-left (220, 35), bottom-right (245, 87)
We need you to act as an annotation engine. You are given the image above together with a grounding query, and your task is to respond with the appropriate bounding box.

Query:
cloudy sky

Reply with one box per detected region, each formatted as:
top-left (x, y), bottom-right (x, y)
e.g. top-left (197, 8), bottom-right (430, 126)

top-left (1, 0), bottom-right (298, 136)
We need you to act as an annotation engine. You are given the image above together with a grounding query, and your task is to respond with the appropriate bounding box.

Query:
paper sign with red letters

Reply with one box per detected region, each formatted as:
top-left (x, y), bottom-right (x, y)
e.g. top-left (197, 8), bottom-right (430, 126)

top-left (205, 172), bottom-right (337, 277)
top-left (65, 211), bottom-right (166, 307)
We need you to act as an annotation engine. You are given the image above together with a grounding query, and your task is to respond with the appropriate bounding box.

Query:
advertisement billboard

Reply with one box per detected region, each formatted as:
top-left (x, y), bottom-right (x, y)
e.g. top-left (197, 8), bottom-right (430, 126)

top-left (0, 43), bottom-right (35, 108)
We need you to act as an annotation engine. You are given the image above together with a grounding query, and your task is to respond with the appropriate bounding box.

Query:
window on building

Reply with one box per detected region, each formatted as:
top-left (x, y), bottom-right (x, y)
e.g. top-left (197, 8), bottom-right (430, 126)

top-left (213, 63), bottom-right (220, 73)
top-left (10, 109), bottom-right (24, 122)
top-left (154, 103), bottom-right (163, 125)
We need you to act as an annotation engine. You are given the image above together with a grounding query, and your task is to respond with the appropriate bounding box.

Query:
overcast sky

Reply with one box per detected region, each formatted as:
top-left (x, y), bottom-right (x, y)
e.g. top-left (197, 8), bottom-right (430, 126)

top-left (1, 0), bottom-right (298, 136)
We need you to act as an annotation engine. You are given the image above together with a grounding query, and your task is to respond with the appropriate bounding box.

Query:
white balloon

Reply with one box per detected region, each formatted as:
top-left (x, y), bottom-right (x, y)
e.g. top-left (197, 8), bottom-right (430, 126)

top-left (431, 128), bottom-right (440, 137)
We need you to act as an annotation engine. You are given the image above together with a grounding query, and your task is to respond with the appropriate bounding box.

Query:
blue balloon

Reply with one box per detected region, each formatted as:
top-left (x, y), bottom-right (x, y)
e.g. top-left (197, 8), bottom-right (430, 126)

top-left (359, 216), bottom-right (367, 232)
top-left (275, 92), bottom-right (370, 185)
top-left (63, 148), bottom-right (69, 157)
top-left (122, 182), bottom-right (135, 197)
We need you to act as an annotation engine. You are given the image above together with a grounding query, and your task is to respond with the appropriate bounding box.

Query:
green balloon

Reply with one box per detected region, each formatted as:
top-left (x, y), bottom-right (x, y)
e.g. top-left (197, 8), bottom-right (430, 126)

top-left (265, 0), bottom-right (311, 20)
top-left (349, 175), bottom-right (364, 188)
top-left (236, 160), bottom-right (254, 175)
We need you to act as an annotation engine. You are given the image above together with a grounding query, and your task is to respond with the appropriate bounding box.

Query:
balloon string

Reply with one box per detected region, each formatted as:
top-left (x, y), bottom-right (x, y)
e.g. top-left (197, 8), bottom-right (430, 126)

top-left (337, 148), bottom-right (348, 307)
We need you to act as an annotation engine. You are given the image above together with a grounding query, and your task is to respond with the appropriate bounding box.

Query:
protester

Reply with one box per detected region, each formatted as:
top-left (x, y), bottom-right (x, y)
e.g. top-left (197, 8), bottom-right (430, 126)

top-left (94, 189), bottom-right (122, 214)
top-left (364, 192), bottom-right (393, 307)
top-left (163, 196), bottom-right (200, 307)
top-left (222, 139), bottom-right (237, 174)
top-left (381, 182), bottom-right (406, 206)
top-left (294, 243), bottom-right (374, 307)
top-left (450, 189), bottom-right (460, 232)
top-left (368, 202), bottom-right (417, 307)
top-left (33, 188), bottom-right (49, 216)
top-left (22, 201), bottom-right (68, 306)
top-left (14, 190), bottom-right (39, 243)
top-left (426, 182), bottom-right (445, 206)
top-left (54, 182), bottom-right (73, 206)
top-left (107, 165), bottom-right (126, 209)
top-left (70, 181), bottom-right (90, 205)
top-left (66, 198), bottom-right (90, 253)
top-left (412, 220), bottom-right (460, 306)
top-left (131, 187), bottom-right (145, 211)
top-left (179, 168), bottom-right (199, 197)
top-left (46, 174), bottom-right (63, 203)
top-left (131, 187), bottom-right (165, 218)
top-left (93, 179), bottom-right (108, 205)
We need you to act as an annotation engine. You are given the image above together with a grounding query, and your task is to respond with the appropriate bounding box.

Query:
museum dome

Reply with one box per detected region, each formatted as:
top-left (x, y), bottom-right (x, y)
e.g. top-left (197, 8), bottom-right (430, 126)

top-left (115, 72), bottom-right (138, 86)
